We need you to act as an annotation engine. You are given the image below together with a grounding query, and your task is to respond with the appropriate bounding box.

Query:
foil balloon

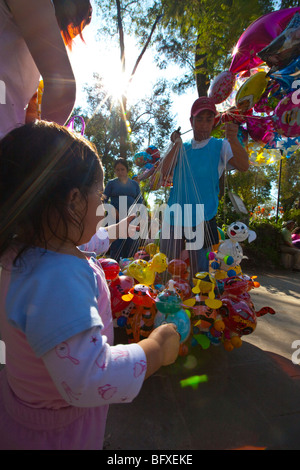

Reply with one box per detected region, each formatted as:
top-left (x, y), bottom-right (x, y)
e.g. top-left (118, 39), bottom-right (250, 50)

top-left (273, 92), bottom-right (300, 137)
top-left (258, 12), bottom-right (300, 71)
top-left (235, 72), bottom-right (269, 112)
top-left (145, 145), bottom-right (160, 163)
top-left (229, 7), bottom-right (300, 75)
top-left (270, 56), bottom-right (300, 92)
top-left (208, 71), bottom-right (236, 104)
top-left (133, 151), bottom-right (152, 167)
top-left (254, 81), bottom-right (281, 114)
top-left (246, 115), bottom-right (275, 144)
top-left (134, 163), bottom-right (155, 182)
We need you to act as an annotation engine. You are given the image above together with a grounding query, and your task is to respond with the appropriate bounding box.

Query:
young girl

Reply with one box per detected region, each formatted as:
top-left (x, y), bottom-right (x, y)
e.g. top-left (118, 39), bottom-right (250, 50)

top-left (0, 121), bottom-right (180, 450)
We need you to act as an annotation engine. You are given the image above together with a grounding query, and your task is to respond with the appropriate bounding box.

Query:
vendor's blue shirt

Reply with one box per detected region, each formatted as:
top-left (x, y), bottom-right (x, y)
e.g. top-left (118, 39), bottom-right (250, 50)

top-left (167, 138), bottom-right (223, 227)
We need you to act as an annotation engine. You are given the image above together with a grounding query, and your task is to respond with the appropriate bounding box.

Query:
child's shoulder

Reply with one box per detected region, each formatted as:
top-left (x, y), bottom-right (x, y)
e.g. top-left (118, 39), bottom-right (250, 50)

top-left (14, 248), bottom-right (94, 282)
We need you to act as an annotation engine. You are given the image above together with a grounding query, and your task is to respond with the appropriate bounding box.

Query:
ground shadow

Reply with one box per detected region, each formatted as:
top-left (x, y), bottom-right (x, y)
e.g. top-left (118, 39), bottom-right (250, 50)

top-left (105, 338), bottom-right (300, 450)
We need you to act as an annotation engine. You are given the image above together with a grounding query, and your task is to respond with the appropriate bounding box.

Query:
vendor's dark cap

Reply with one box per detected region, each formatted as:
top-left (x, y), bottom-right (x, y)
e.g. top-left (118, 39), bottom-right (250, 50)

top-left (191, 97), bottom-right (217, 117)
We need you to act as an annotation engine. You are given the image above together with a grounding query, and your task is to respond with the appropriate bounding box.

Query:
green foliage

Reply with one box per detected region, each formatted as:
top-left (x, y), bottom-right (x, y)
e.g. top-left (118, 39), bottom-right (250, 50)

top-left (278, 152), bottom-right (300, 213)
top-left (283, 209), bottom-right (300, 227)
top-left (154, 0), bottom-right (274, 94)
top-left (227, 166), bottom-right (276, 211)
top-left (216, 195), bottom-right (246, 227)
top-left (243, 219), bottom-right (283, 269)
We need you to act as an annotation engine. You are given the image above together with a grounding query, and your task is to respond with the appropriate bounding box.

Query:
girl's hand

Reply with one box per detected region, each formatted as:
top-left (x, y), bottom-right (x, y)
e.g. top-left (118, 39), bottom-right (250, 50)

top-left (116, 215), bottom-right (139, 239)
top-left (148, 323), bottom-right (180, 366)
top-left (106, 215), bottom-right (139, 243)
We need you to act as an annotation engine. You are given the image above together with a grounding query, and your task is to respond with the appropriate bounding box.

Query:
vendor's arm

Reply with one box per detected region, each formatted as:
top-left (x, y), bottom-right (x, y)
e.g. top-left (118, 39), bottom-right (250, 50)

top-left (161, 131), bottom-right (182, 178)
top-left (8, 0), bottom-right (76, 125)
top-left (225, 122), bottom-right (249, 172)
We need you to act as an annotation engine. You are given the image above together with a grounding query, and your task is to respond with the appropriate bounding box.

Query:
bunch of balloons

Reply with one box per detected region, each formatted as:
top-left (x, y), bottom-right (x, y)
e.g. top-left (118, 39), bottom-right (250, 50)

top-left (208, 7), bottom-right (300, 166)
top-left (123, 252), bottom-right (168, 286)
top-left (98, 229), bottom-right (276, 355)
top-left (184, 271), bottom-right (275, 352)
top-left (132, 145), bottom-right (161, 183)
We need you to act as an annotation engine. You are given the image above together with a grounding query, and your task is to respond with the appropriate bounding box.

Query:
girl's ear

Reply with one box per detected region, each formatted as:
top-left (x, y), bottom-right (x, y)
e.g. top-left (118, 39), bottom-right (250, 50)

top-left (67, 188), bottom-right (83, 213)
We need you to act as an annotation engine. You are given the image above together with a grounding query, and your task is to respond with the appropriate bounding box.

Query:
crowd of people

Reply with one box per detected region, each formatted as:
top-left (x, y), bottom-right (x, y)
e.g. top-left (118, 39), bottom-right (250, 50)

top-left (0, 0), bottom-right (298, 451)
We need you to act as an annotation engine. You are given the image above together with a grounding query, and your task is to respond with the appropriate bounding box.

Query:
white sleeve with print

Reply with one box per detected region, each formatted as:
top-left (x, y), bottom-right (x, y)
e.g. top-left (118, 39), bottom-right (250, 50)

top-left (42, 326), bottom-right (147, 407)
top-left (79, 227), bottom-right (110, 256)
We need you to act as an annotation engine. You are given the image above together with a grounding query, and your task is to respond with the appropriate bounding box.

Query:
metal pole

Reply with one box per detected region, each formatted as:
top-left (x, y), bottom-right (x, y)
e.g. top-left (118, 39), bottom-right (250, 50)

top-left (276, 156), bottom-right (283, 223)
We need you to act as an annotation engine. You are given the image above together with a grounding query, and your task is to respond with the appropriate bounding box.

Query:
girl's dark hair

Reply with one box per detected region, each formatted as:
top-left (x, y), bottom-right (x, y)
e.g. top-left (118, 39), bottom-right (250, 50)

top-left (292, 227), bottom-right (300, 234)
top-left (114, 158), bottom-right (129, 171)
top-left (53, 0), bottom-right (92, 49)
top-left (0, 120), bottom-right (102, 261)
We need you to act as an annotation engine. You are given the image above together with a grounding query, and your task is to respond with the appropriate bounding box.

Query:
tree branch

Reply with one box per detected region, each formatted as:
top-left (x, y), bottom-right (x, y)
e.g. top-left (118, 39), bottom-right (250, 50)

top-left (129, 13), bottom-right (163, 83)
top-left (116, 0), bottom-right (125, 73)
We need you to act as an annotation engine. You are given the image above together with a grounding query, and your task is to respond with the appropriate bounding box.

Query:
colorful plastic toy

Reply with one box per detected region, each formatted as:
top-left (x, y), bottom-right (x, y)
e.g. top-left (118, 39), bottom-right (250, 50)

top-left (210, 222), bottom-right (257, 277)
top-left (122, 284), bottom-right (157, 343)
top-left (154, 281), bottom-right (191, 343)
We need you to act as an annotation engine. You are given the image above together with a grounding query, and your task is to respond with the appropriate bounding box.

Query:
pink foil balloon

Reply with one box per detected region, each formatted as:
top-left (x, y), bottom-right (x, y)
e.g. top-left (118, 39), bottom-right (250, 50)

top-left (274, 92), bottom-right (300, 138)
top-left (229, 7), bottom-right (300, 74)
top-left (208, 71), bottom-right (236, 104)
top-left (246, 116), bottom-right (275, 143)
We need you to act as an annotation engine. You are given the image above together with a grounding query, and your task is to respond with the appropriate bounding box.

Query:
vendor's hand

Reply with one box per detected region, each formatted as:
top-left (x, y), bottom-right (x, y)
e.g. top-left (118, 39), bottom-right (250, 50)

top-left (225, 122), bottom-right (239, 142)
top-left (170, 130), bottom-right (182, 145)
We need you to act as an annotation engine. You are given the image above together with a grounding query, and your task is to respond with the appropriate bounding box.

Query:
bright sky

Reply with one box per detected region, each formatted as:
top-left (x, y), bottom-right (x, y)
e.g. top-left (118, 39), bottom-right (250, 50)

top-left (67, 1), bottom-right (196, 134)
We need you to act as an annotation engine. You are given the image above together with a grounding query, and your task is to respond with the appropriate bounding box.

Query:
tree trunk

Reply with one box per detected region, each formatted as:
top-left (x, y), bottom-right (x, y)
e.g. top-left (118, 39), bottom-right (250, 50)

top-left (116, 0), bottom-right (127, 158)
top-left (195, 33), bottom-right (209, 97)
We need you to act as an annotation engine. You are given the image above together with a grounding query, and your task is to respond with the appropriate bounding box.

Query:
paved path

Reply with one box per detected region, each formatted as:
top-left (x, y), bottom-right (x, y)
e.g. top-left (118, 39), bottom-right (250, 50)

top-left (104, 269), bottom-right (300, 450)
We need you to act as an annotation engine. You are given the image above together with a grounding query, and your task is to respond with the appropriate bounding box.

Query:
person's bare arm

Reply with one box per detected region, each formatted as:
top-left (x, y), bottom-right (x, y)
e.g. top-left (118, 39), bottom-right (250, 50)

top-left (8, 0), bottom-right (76, 125)
top-left (225, 122), bottom-right (249, 172)
top-left (138, 323), bottom-right (180, 379)
top-left (161, 131), bottom-right (182, 178)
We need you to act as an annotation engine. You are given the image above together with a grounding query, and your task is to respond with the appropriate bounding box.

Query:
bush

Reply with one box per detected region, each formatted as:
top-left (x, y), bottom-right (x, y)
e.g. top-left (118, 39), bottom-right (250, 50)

top-left (243, 219), bottom-right (282, 270)
top-left (283, 209), bottom-right (300, 227)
